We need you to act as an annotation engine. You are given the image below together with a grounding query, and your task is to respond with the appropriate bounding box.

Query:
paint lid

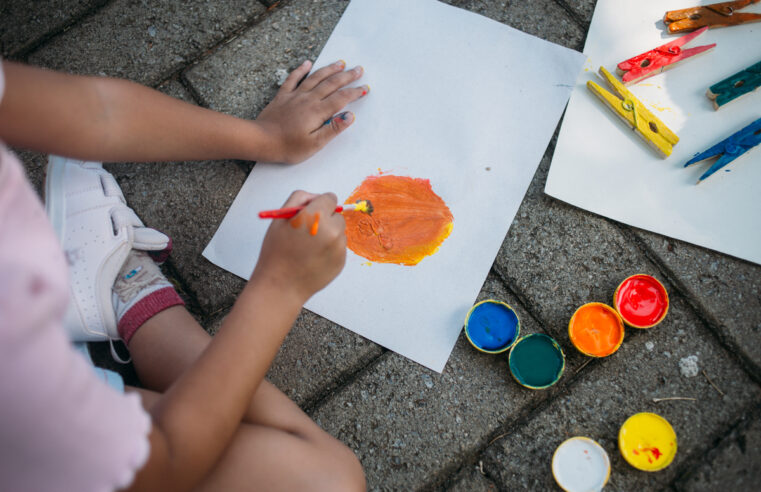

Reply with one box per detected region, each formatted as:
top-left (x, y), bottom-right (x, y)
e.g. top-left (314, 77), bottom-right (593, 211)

top-left (613, 274), bottom-right (669, 329)
top-left (618, 412), bottom-right (677, 471)
top-left (568, 302), bottom-right (625, 358)
top-left (552, 437), bottom-right (611, 492)
top-left (508, 333), bottom-right (565, 389)
top-left (464, 300), bottom-right (520, 354)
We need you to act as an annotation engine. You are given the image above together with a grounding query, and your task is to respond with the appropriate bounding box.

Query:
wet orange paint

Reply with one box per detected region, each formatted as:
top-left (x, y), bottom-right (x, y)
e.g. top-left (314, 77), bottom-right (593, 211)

top-left (344, 175), bottom-right (453, 266)
top-left (569, 303), bottom-right (624, 357)
top-left (309, 212), bottom-right (320, 236)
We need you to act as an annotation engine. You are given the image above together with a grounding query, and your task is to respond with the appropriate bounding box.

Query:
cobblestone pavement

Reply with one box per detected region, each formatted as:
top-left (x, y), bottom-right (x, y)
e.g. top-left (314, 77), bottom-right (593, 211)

top-left (4, 0), bottom-right (760, 490)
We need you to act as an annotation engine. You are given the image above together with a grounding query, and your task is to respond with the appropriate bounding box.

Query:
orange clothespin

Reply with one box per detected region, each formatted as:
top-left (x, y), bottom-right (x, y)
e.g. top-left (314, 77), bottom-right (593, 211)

top-left (616, 27), bottom-right (716, 85)
top-left (664, 0), bottom-right (761, 33)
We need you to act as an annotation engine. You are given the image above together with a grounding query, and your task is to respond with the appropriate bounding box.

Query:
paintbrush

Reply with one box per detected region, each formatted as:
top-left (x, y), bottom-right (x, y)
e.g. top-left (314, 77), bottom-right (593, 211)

top-left (258, 199), bottom-right (374, 219)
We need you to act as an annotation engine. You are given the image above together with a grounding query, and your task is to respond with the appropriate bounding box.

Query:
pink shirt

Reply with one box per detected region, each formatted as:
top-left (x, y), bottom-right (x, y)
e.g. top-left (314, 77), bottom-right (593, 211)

top-left (0, 62), bottom-right (150, 492)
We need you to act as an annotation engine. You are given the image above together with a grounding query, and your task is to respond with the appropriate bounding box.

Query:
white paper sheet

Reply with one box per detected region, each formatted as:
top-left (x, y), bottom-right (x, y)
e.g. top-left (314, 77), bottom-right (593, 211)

top-left (546, 0), bottom-right (761, 265)
top-left (203, 0), bottom-right (585, 372)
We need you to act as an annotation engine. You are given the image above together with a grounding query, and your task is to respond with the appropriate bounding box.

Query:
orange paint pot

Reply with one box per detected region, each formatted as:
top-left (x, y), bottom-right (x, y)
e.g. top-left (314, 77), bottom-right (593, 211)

top-left (568, 302), bottom-right (625, 357)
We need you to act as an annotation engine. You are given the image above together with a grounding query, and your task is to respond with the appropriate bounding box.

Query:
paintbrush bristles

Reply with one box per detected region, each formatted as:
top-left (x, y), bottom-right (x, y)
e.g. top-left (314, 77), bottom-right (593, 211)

top-left (346, 199), bottom-right (373, 214)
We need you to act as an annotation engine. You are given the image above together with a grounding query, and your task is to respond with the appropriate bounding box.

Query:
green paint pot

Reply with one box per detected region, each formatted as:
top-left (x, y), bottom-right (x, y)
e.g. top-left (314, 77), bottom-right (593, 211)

top-left (509, 333), bottom-right (565, 389)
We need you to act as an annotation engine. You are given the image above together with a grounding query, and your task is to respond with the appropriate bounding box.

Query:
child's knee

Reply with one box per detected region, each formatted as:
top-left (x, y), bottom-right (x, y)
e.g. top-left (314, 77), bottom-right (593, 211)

top-left (317, 437), bottom-right (366, 492)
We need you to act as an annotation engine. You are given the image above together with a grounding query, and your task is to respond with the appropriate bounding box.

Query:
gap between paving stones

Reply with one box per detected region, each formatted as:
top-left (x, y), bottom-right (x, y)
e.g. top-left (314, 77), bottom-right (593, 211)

top-left (551, 0), bottom-right (591, 31)
top-left (3, 0), bottom-right (111, 60)
top-left (615, 222), bottom-right (761, 385)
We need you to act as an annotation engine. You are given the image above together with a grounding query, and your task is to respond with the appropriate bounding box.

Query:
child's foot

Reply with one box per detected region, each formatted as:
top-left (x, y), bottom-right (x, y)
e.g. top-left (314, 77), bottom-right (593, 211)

top-left (44, 156), bottom-right (176, 346)
top-left (113, 250), bottom-right (183, 344)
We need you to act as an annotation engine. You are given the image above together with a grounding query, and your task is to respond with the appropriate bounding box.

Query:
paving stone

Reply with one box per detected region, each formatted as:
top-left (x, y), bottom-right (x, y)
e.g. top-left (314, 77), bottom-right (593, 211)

top-left (676, 407), bottom-right (761, 492)
top-left (462, 0), bottom-right (584, 49)
top-left (558, 0), bottom-right (598, 25)
top-left (494, 135), bottom-right (673, 349)
top-left (312, 272), bottom-right (568, 491)
top-left (445, 464), bottom-right (498, 492)
top-left (0, 0), bottom-right (107, 58)
top-left (636, 231), bottom-right (761, 378)
top-left (481, 294), bottom-right (761, 490)
top-left (105, 80), bottom-right (247, 313)
top-left (28, 0), bottom-right (264, 86)
top-left (185, 0), bottom-right (349, 118)
top-left (207, 309), bottom-right (384, 407)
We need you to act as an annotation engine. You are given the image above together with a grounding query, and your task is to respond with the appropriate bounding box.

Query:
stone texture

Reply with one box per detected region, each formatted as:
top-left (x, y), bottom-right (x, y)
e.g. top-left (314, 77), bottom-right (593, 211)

top-left (105, 80), bottom-right (247, 313)
top-left (207, 309), bottom-right (384, 408)
top-left (186, 0), bottom-right (350, 118)
top-left (676, 407), bottom-right (761, 492)
top-left (462, 0), bottom-right (585, 49)
top-left (636, 231), bottom-right (761, 379)
top-left (312, 272), bottom-right (570, 491)
top-left (481, 293), bottom-right (761, 490)
top-left (0, 0), bottom-right (107, 57)
top-left (558, 0), bottom-right (598, 26)
top-left (445, 464), bottom-right (499, 492)
top-left (28, 0), bottom-right (264, 85)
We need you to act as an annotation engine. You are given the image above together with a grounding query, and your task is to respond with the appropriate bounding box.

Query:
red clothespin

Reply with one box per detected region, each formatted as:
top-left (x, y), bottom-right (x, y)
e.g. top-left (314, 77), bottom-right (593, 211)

top-left (616, 27), bottom-right (716, 85)
top-left (664, 0), bottom-right (761, 34)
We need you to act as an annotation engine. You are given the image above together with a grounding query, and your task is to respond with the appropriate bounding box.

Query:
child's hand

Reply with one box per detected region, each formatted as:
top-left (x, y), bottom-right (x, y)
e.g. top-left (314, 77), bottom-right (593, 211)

top-left (254, 60), bottom-right (368, 164)
top-left (252, 191), bottom-right (347, 303)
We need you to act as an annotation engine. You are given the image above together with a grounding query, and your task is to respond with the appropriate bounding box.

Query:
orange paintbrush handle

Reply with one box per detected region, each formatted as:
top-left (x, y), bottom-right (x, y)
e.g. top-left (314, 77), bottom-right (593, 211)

top-left (258, 205), bottom-right (345, 219)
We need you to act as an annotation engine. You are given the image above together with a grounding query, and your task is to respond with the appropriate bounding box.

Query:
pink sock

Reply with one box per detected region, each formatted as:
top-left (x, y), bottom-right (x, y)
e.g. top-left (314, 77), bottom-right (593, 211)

top-left (113, 250), bottom-right (184, 344)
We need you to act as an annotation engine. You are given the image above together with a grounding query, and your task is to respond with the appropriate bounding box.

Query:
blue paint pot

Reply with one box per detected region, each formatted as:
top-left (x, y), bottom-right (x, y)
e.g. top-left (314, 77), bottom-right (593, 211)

top-left (464, 300), bottom-right (520, 354)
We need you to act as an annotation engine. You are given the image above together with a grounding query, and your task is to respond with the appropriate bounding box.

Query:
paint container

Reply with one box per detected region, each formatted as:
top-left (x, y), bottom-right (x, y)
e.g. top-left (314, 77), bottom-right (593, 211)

top-left (613, 274), bottom-right (669, 328)
top-left (568, 302), bottom-right (625, 357)
top-left (508, 333), bottom-right (565, 389)
top-left (464, 300), bottom-right (520, 354)
top-left (552, 437), bottom-right (611, 492)
top-left (618, 412), bottom-right (677, 471)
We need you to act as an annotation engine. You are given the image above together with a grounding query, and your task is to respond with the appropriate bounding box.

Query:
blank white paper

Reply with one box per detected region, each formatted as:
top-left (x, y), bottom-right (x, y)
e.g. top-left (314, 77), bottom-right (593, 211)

top-left (203, 0), bottom-right (585, 372)
top-left (546, 0), bottom-right (761, 265)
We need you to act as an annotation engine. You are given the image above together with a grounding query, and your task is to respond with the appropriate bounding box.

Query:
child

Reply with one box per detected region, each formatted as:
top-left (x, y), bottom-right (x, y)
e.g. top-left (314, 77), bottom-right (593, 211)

top-left (0, 58), bottom-right (368, 491)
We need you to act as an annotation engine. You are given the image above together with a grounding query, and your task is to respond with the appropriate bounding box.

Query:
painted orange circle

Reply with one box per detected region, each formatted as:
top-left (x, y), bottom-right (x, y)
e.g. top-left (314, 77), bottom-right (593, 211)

top-left (344, 175), bottom-right (453, 266)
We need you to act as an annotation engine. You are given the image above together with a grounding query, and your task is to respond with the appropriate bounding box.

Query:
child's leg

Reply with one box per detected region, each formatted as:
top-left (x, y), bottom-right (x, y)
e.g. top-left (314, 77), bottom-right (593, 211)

top-left (128, 307), bottom-right (365, 491)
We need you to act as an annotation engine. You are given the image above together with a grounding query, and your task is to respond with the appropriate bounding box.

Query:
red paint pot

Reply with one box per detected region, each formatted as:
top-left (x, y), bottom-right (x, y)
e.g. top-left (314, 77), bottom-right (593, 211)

top-left (613, 274), bottom-right (669, 329)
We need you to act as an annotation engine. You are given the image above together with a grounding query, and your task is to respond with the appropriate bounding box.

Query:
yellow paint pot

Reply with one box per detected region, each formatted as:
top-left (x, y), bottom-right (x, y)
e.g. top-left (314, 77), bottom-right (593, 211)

top-left (618, 412), bottom-right (677, 471)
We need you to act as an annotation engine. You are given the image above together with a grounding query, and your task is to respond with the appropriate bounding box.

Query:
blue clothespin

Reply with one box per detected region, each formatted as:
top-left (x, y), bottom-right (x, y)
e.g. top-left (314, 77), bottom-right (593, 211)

top-left (685, 117), bottom-right (761, 183)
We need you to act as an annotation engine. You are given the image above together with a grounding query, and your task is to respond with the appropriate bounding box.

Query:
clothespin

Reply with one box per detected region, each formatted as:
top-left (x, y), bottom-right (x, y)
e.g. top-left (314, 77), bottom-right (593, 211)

top-left (664, 0), bottom-right (761, 33)
top-left (616, 27), bottom-right (716, 86)
top-left (685, 117), bottom-right (761, 183)
top-left (706, 60), bottom-right (761, 109)
top-left (587, 66), bottom-right (680, 158)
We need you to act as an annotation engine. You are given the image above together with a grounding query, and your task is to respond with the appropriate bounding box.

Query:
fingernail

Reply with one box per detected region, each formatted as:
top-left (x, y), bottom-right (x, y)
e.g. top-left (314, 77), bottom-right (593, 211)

top-left (301, 60), bottom-right (311, 67)
top-left (352, 66), bottom-right (364, 76)
top-left (339, 112), bottom-right (355, 124)
top-left (360, 84), bottom-right (370, 97)
top-left (335, 60), bottom-right (346, 69)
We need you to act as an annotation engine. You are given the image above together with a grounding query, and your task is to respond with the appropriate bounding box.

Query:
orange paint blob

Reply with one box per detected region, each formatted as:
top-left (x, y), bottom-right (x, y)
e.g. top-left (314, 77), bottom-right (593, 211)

top-left (344, 175), bottom-right (453, 266)
top-left (569, 303), bottom-right (624, 357)
top-left (309, 212), bottom-right (320, 236)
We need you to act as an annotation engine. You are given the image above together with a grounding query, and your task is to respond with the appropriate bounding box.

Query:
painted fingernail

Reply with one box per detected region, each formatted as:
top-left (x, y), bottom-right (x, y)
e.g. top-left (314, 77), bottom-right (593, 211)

top-left (335, 60), bottom-right (346, 69)
top-left (360, 84), bottom-right (370, 97)
top-left (339, 112), bottom-right (355, 124)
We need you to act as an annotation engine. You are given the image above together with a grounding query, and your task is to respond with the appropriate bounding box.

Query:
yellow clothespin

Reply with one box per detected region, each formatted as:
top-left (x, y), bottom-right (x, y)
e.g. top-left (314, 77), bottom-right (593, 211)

top-left (587, 66), bottom-right (679, 158)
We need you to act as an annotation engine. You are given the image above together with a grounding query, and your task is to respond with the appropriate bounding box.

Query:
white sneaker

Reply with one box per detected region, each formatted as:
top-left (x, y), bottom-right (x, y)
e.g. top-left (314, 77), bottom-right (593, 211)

top-left (45, 156), bottom-right (171, 350)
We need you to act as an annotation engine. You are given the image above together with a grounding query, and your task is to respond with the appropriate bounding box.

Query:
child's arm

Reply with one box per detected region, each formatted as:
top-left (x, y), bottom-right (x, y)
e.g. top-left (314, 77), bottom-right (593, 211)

top-left (0, 60), bottom-right (366, 164)
top-left (126, 192), bottom-right (347, 491)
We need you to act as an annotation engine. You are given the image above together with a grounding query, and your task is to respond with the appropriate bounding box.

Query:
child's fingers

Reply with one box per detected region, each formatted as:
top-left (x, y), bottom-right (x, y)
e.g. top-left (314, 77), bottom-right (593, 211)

top-left (299, 60), bottom-right (346, 91)
top-left (322, 85), bottom-right (369, 115)
top-left (281, 60), bottom-right (313, 92)
top-left (314, 112), bottom-right (355, 146)
top-left (313, 66), bottom-right (363, 100)
top-left (281, 189), bottom-right (318, 208)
